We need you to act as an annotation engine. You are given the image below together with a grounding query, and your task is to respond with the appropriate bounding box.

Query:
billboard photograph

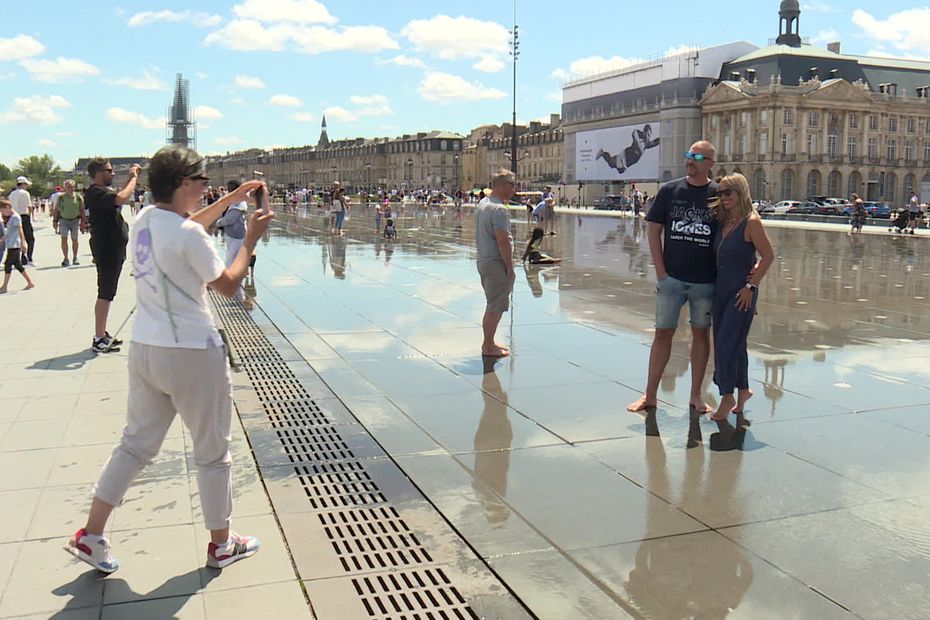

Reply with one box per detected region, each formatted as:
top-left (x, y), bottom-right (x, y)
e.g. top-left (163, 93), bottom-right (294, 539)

top-left (576, 122), bottom-right (661, 182)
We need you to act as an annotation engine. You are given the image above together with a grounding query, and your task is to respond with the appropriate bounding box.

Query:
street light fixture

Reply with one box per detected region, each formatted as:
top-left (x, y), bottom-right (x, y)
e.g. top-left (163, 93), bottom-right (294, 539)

top-left (365, 163), bottom-right (372, 200)
top-left (509, 2), bottom-right (520, 175)
top-left (453, 154), bottom-right (459, 192)
top-left (406, 158), bottom-right (414, 188)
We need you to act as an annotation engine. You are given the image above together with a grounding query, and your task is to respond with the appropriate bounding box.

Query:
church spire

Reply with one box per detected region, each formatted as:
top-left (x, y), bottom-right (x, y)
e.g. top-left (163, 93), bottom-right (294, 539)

top-left (317, 114), bottom-right (330, 148)
top-left (776, 0), bottom-right (802, 47)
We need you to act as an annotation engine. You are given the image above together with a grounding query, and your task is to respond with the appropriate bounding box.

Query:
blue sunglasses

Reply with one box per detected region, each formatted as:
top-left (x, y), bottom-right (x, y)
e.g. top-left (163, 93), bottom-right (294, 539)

top-left (684, 151), bottom-right (707, 161)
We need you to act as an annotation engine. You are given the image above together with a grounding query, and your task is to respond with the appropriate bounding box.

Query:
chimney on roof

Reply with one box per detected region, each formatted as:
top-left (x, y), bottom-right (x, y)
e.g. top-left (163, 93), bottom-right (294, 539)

top-left (827, 41), bottom-right (841, 54)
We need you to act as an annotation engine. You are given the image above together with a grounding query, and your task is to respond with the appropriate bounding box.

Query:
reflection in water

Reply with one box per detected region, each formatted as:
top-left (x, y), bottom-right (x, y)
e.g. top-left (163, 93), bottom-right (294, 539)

top-left (329, 236), bottom-right (347, 279)
top-left (627, 409), bottom-right (753, 617)
top-left (472, 357), bottom-right (513, 524)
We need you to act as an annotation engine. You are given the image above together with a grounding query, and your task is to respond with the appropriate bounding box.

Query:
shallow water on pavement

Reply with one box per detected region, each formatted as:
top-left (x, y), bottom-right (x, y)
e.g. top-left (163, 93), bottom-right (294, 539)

top-left (245, 204), bottom-right (930, 619)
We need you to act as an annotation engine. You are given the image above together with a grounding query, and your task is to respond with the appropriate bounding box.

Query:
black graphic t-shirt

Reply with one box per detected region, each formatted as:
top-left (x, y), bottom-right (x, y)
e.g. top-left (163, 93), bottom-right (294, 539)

top-left (646, 176), bottom-right (718, 283)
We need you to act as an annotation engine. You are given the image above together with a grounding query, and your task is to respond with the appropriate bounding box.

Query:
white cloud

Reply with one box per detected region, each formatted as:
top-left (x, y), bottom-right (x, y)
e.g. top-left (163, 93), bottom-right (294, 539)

top-left (0, 72), bottom-right (15, 80)
top-left (349, 94), bottom-right (392, 116)
top-left (215, 136), bottom-right (243, 146)
top-left (38, 138), bottom-right (57, 148)
top-left (107, 70), bottom-right (165, 91)
top-left (546, 91), bottom-right (562, 103)
top-left (269, 94), bottom-right (302, 107)
top-left (20, 56), bottom-right (100, 83)
top-left (0, 35), bottom-right (45, 61)
top-left (812, 29), bottom-right (840, 46)
top-left (0, 94), bottom-right (71, 125)
top-left (382, 54), bottom-right (425, 69)
top-left (323, 106), bottom-right (359, 123)
top-left (228, 96), bottom-right (247, 105)
top-left (852, 9), bottom-right (930, 54)
top-left (195, 105), bottom-right (223, 120)
top-left (234, 74), bottom-right (266, 89)
top-left (196, 72), bottom-right (208, 79)
top-left (551, 55), bottom-right (643, 81)
top-left (233, 0), bottom-right (336, 24)
top-left (106, 107), bottom-right (165, 130)
top-left (205, 20), bottom-right (398, 54)
top-left (473, 56), bottom-right (505, 73)
top-left (402, 15), bottom-right (508, 60)
top-left (128, 10), bottom-right (222, 28)
top-left (417, 71), bottom-right (506, 104)
top-left (291, 112), bottom-right (316, 122)
top-left (802, 2), bottom-right (836, 12)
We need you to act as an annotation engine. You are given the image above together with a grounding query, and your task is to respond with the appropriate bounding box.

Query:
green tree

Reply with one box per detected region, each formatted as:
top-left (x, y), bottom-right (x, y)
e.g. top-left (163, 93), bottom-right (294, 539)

top-left (13, 154), bottom-right (64, 196)
top-left (0, 163), bottom-right (11, 182)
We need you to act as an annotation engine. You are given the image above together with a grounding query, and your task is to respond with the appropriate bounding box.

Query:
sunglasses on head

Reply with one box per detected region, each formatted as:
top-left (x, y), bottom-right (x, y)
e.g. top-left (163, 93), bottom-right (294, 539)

top-left (684, 152), bottom-right (708, 161)
top-left (189, 175), bottom-right (210, 182)
top-left (716, 189), bottom-right (737, 198)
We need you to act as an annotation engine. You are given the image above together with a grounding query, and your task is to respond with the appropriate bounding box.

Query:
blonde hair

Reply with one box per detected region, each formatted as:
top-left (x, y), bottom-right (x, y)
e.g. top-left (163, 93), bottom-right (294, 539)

top-left (490, 168), bottom-right (515, 187)
top-left (711, 173), bottom-right (756, 225)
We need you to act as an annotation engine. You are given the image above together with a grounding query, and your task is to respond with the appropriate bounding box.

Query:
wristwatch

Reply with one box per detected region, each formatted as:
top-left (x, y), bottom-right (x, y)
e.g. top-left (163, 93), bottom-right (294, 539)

top-left (745, 282), bottom-right (758, 291)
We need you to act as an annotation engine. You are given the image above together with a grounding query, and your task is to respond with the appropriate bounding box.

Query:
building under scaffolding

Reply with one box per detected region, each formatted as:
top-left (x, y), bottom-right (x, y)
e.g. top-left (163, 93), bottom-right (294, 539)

top-left (166, 73), bottom-right (195, 149)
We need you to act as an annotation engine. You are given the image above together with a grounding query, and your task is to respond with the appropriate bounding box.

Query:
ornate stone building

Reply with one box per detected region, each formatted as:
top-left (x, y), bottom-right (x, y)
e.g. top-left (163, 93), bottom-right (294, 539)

top-left (703, 0), bottom-right (930, 203)
top-left (205, 119), bottom-right (464, 192)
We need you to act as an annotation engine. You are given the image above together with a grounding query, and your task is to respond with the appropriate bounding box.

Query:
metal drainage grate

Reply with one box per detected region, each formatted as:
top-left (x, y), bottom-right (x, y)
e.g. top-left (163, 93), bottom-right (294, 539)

top-left (210, 292), bottom-right (480, 619)
top-left (293, 461), bottom-right (386, 510)
top-left (320, 506), bottom-right (433, 572)
top-left (352, 568), bottom-right (478, 620)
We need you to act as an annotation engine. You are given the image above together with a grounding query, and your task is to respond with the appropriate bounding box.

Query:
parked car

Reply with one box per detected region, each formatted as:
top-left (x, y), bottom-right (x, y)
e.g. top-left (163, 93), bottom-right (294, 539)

top-left (863, 201), bottom-right (893, 218)
top-left (753, 200), bottom-right (774, 214)
top-left (787, 201), bottom-right (820, 214)
top-left (595, 195), bottom-right (626, 210)
top-left (819, 197), bottom-right (851, 215)
top-left (840, 204), bottom-right (869, 217)
top-left (772, 200), bottom-right (801, 214)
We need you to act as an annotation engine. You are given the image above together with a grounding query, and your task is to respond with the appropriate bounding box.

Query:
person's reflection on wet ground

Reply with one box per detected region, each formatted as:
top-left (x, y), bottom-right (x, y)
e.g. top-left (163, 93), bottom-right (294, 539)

top-left (472, 357), bottom-right (513, 524)
top-left (384, 239), bottom-right (394, 265)
top-left (626, 407), bottom-right (754, 616)
top-left (374, 236), bottom-right (382, 259)
top-left (329, 236), bottom-right (347, 279)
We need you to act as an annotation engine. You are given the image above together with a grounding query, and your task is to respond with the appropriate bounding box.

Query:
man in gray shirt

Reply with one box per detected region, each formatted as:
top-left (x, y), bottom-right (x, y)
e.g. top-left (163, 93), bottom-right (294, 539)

top-left (476, 168), bottom-right (516, 357)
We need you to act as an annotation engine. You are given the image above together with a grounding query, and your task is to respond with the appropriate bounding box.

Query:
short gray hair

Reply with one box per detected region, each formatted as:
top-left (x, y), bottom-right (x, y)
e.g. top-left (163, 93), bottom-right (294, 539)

top-left (490, 168), bottom-right (515, 187)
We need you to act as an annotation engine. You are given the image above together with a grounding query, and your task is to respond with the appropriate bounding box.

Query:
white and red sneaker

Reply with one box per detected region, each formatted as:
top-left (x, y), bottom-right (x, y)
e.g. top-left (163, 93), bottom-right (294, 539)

top-left (68, 528), bottom-right (119, 573)
top-left (206, 532), bottom-right (260, 569)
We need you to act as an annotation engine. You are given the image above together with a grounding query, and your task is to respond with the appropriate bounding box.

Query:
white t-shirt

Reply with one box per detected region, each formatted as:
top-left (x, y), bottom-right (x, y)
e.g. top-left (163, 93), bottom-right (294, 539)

top-left (9, 188), bottom-right (31, 215)
top-left (130, 206), bottom-right (226, 349)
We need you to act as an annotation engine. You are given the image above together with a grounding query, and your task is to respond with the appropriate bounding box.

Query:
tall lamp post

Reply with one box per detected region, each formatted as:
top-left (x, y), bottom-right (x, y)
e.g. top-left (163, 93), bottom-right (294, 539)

top-left (405, 158), bottom-right (413, 189)
top-left (365, 163), bottom-right (372, 199)
top-left (509, 2), bottom-right (519, 175)
top-left (453, 154), bottom-right (459, 191)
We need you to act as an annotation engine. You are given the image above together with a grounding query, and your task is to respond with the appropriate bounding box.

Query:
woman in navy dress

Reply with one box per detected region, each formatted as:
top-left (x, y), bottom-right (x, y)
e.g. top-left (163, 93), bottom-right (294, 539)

top-left (710, 174), bottom-right (775, 421)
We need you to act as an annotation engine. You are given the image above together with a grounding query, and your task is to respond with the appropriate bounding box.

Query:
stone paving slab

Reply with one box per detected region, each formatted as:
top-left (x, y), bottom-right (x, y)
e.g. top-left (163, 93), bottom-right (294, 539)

top-left (0, 219), bottom-right (311, 619)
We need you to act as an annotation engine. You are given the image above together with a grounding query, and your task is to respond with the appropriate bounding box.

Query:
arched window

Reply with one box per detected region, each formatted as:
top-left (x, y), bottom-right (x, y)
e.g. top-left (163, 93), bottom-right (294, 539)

top-left (848, 171), bottom-right (862, 198)
top-left (781, 169), bottom-right (794, 199)
top-left (754, 169), bottom-right (767, 199)
top-left (886, 172), bottom-right (896, 202)
top-left (807, 170), bottom-right (821, 197)
top-left (828, 170), bottom-right (841, 197)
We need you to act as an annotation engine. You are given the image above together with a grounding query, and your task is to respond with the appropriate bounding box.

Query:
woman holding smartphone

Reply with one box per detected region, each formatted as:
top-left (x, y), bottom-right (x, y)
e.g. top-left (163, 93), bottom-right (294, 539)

top-left (69, 145), bottom-right (274, 573)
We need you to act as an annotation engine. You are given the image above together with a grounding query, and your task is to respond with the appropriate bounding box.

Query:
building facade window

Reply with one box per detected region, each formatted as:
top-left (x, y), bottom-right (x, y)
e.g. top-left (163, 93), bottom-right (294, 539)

top-left (924, 141), bottom-right (930, 162)
top-left (847, 136), bottom-right (858, 158)
top-left (711, 115), bottom-right (719, 130)
top-left (868, 137), bottom-right (878, 158)
top-left (781, 133), bottom-right (792, 155)
top-left (869, 115), bottom-right (879, 130)
top-left (889, 116), bottom-right (898, 132)
top-left (760, 110), bottom-right (769, 123)
top-left (849, 113), bottom-right (859, 129)
top-left (827, 133), bottom-right (838, 158)
top-left (758, 132), bottom-right (768, 155)
top-left (887, 139), bottom-right (897, 160)
top-left (906, 140), bottom-right (915, 161)
top-left (808, 133), bottom-right (818, 155)
top-left (808, 111), bottom-right (819, 127)
top-left (783, 108), bottom-right (794, 125)
top-left (740, 112), bottom-right (749, 127)
top-left (828, 170), bottom-right (841, 196)
top-left (781, 168), bottom-right (793, 198)
top-left (807, 170), bottom-right (820, 196)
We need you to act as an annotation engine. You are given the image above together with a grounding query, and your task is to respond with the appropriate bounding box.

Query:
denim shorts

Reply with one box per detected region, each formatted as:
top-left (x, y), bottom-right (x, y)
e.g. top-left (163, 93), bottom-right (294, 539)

top-left (655, 275), bottom-right (714, 329)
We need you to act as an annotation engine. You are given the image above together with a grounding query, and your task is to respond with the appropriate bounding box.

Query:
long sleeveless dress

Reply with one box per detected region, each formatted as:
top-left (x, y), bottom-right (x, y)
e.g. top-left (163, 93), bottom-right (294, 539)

top-left (712, 218), bottom-right (758, 396)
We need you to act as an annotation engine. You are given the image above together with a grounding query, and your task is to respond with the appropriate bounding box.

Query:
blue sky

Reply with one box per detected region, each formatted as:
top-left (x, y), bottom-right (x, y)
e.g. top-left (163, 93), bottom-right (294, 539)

top-left (2, 0), bottom-right (928, 170)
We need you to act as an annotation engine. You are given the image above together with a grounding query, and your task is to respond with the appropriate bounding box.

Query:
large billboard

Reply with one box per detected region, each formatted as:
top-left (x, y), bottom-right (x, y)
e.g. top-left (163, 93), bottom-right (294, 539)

top-left (576, 122), bottom-right (661, 182)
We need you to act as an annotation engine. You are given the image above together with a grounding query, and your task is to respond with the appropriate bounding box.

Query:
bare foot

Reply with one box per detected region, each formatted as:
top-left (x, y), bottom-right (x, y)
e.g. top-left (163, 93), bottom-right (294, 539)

top-left (481, 345), bottom-right (510, 358)
top-left (627, 394), bottom-right (657, 412)
top-left (24, 283), bottom-right (35, 290)
top-left (0, 288), bottom-right (6, 294)
top-left (710, 394), bottom-right (735, 421)
top-left (689, 399), bottom-right (712, 414)
top-left (736, 388), bottom-right (754, 411)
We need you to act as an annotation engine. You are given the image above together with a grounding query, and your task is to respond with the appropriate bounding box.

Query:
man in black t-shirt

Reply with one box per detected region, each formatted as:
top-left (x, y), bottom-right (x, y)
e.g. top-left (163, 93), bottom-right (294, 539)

top-left (86, 158), bottom-right (140, 353)
top-left (628, 140), bottom-right (719, 414)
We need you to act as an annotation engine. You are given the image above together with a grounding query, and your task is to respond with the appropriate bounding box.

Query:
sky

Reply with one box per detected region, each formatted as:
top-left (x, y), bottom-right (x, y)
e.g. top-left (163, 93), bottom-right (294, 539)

top-left (2, 0), bottom-right (930, 170)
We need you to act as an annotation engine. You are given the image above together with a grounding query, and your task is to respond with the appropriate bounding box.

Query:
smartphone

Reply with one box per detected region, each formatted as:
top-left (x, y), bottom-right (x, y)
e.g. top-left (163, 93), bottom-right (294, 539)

top-left (254, 185), bottom-right (266, 211)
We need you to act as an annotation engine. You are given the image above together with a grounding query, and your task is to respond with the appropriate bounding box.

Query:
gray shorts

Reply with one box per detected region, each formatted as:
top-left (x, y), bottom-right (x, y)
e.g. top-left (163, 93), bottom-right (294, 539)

top-left (59, 218), bottom-right (80, 240)
top-left (478, 259), bottom-right (515, 314)
top-left (655, 275), bottom-right (714, 330)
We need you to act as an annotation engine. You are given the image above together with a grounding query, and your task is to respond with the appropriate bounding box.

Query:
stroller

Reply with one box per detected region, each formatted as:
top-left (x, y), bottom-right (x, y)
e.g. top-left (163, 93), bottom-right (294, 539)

top-left (889, 209), bottom-right (910, 234)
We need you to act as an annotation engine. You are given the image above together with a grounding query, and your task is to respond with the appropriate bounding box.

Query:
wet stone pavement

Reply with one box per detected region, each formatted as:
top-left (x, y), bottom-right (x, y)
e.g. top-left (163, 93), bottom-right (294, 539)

top-left (249, 204), bottom-right (930, 619)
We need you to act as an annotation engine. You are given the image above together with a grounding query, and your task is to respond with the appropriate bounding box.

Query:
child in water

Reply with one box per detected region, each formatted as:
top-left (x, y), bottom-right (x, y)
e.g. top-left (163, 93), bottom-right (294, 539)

top-left (521, 227), bottom-right (561, 264)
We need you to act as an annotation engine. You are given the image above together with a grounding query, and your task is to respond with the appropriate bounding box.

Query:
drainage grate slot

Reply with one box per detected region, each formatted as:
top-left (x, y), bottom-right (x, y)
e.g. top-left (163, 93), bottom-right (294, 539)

top-left (350, 569), bottom-right (478, 620)
top-left (209, 292), bottom-right (480, 618)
